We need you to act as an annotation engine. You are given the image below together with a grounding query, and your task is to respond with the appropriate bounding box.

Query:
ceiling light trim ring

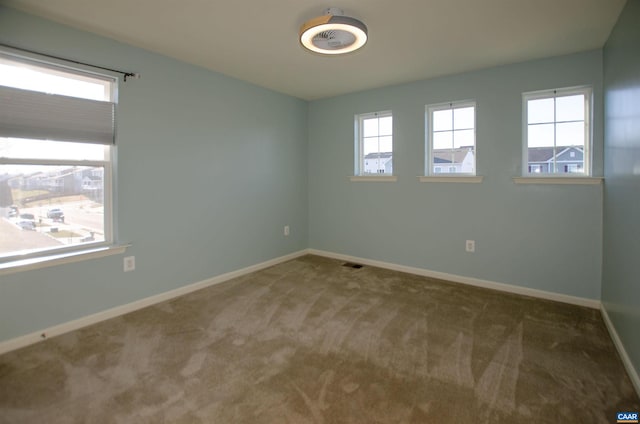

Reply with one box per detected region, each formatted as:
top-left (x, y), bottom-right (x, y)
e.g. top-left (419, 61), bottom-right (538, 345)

top-left (299, 12), bottom-right (368, 55)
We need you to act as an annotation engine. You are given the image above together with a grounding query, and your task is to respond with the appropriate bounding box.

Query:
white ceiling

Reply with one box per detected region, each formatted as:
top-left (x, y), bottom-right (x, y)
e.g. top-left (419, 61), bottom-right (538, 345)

top-left (1, 0), bottom-right (627, 100)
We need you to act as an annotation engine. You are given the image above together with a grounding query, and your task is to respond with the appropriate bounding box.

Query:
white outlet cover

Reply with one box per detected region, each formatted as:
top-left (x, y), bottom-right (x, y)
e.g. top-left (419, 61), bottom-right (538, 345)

top-left (124, 256), bottom-right (135, 272)
top-left (466, 240), bottom-right (475, 252)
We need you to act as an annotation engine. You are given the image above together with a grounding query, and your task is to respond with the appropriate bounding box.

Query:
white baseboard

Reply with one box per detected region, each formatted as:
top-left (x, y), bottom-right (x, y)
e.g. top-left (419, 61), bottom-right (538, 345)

top-left (309, 250), bottom-right (640, 393)
top-left (307, 249), bottom-right (601, 309)
top-left (0, 250), bottom-right (308, 355)
top-left (4, 247), bottom-right (635, 397)
top-left (600, 305), bottom-right (640, 397)
top-left (0, 248), bottom-right (604, 356)
top-left (307, 250), bottom-right (640, 393)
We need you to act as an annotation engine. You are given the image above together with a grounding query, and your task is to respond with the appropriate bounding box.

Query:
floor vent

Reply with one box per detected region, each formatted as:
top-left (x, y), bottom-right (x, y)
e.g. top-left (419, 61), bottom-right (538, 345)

top-left (342, 262), bottom-right (364, 269)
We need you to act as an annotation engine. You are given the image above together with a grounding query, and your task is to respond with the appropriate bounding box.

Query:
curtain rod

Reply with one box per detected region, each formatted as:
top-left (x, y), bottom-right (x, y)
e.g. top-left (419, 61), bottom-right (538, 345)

top-left (0, 43), bottom-right (140, 81)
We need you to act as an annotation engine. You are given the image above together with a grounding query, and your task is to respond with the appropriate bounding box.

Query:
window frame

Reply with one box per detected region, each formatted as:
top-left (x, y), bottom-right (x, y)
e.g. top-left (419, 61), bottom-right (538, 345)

top-left (354, 110), bottom-right (393, 177)
top-left (521, 86), bottom-right (592, 177)
top-left (425, 100), bottom-right (477, 177)
top-left (0, 50), bottom-right (119, 267)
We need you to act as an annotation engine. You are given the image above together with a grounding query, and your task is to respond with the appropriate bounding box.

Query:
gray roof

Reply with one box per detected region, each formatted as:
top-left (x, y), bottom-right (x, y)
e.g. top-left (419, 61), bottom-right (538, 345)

top-left (364, 152), bottom-right (393, 159)
top-left (433, 147), bottom-right (474, 164)
top-left (528, 146), bottom-right (583, 162)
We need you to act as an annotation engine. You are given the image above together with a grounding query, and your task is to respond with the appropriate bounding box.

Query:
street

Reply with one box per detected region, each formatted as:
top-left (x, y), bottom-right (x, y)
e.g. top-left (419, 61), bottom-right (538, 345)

top-left (1, 199), bottom-right (105, 256)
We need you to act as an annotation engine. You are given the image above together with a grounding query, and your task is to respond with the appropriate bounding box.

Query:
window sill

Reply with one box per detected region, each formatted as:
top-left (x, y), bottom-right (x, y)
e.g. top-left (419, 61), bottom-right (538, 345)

top-left (418, 176), bottom-right (483, 183)
top-left (349, 176), bottom-right (398, 182)
top-left (513, 177), bottom-right (603, 185)
top-left (0, 244), bottom-right (130, 276)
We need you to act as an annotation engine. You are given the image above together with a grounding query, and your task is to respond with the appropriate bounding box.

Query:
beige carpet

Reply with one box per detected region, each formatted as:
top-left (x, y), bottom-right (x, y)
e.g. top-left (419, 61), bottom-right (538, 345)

top-left (0, 255), bottom-right (638, 423)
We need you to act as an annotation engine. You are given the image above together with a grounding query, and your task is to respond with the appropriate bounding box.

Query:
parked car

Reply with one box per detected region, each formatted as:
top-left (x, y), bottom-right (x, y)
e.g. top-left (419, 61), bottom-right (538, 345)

top-left (47, 208), bottom-right (65, 221)
top-left (18, 214), bottom-right (36, 230)
top-left (18, 220), bottom-right (36, 230)
top-left (19, 213), bottom-right (35, 222)
top-left (8, 205), bottom-right (19, 218)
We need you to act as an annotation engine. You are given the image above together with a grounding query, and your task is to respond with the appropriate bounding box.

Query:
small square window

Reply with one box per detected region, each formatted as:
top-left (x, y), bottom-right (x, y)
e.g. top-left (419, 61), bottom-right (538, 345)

top-left (355, 111), bottom-right (393, 176)
top-left (523, 87), bottom-right (591, 176)
top-left (426, 101), bottom-right (476, 176)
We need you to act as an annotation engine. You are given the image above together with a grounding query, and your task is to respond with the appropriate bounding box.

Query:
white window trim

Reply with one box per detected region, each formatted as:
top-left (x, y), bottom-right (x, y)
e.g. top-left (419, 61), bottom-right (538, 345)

top-left (349, 175), bottom-right (398, 182)
top-left (0, 154), bottom-right (117, 268)
top-left (425, 100), bottom-right (477, 177)
top-left (513, 177), bottom-right (602, 185)
top-left (0, 50), bottom-right (120, 270)
top-left (0, 155), bottom-right (115, 262)
top-left (521, 86), bottom-right (592, 178)
top-left (419, 176), bottom-right (483, 183)
top-left (0, 244), bottom-right (130, 276)
top-left (354, 110), bottom-right (393, 177)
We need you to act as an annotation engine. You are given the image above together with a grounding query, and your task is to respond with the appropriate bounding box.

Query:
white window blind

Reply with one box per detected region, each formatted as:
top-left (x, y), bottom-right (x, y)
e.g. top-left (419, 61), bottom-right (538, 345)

top-left (0, 84), bottom-right (115, 144)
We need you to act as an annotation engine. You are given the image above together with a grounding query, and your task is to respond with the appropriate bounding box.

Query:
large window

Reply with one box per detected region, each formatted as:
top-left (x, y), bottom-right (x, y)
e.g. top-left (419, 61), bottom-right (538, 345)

top-left (426, 101), bottom-right (476, 175)
top-left (355, 111), bottom-right (393, 176)
top-left (523, 87), bottom-right (591, 176)
top-left (0, 52), bottom-right (116, 262)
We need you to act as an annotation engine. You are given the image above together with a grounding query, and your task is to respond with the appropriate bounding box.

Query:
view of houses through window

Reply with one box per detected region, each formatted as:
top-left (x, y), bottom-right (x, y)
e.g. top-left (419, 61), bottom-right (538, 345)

top-left (0, 53), bottom-right (114, 259)
top-left (357, 111), bottom-right (393, 175)
top-left (0, 142), bottom-right (110, 258)
top-left (524, 87), bottom-right (590, 175)
top-left (427, 101), bottom-right (476, 175)
top-left (352, 87), bottom-right (592, 181)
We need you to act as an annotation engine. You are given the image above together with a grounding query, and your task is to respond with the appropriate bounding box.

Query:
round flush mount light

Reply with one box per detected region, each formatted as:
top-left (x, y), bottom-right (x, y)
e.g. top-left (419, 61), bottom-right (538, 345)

top-left (299, 7), bottom-right (368, 55)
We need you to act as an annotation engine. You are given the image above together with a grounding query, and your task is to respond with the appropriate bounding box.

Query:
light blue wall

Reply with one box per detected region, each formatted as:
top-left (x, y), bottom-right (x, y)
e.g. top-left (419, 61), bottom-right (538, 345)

top-left (602, 0), bottom-right (640, 379)
top-left (0, 6), bottom-right (618, 345)
top-left (0, 7), bottom-right (308, 341)
top-left (308, 51), bottom-right (604, 299)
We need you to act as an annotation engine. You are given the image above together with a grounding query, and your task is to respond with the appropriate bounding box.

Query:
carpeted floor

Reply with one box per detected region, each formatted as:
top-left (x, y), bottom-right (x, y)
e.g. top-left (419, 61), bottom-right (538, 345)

top-left (0, 254), bottom-right (638, 423)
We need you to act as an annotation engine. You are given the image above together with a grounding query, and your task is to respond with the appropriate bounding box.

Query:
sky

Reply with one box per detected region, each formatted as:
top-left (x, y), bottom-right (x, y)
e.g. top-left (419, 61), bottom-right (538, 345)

top-left (527, 94), bottom-right (586, 148)
top-left (0, 58), bottom-right (110, 101)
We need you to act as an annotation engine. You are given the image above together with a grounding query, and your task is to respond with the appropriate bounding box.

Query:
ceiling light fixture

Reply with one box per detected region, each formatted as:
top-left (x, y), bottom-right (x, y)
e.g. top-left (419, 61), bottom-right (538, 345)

top-left (299, 8), bottom-right (368, 55)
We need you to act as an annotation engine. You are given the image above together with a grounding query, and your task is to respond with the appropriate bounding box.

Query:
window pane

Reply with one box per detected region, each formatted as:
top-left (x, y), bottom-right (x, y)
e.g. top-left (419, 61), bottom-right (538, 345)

top-left (379, 135), bottom-right (392, 153)
top-left (433, 131), bottom-right (453, 150)
top-left (453, 129), bottom-right (474, 148)
top-left (528, 98), bottom-right (554, 124)
top-left (364, 156), bottom-right (380, 174)
top-left (564, 163), bottom-right (584, 174)
top-left (363, 137), bottom-right (379, 155)
top-left (378, 116), bottom-right (392, 136)
top-left (385, 155), bottom-right (392, 174)
top-left (433, 109), bottom-right (452, 131)
top-left (432, 147), bottom-right (475, 174)
top-left (433, 149), bottom-right (454, 165)
top-left (357, 111), bottom-right (393, 176)
top-left (432, 150), bottom-right (454, 167)
top-left (527, 149), bottom-right (551, 174)
top-left (427, 102), bottom-right (476, 176)
top-left (0, 164), bottom-right (105, 258)
top-left (0, 59), bottom-right (111, 101)
top-left (0, 138), bottom-right (107, 161)
top-left (454, 107), bottom-right (474, 130)
top-left (526, 163), bottom-right (547, 174)
top-left (556, 95), bottom-right (584, 122)
top-left (363, 118), bottom-right (379, 137)
top-left (556, 122), bottom-right (584, 147)
top-left (528, 123), bottom-right (554, 147)
top-left (524, 88), bottom-right (591, 176)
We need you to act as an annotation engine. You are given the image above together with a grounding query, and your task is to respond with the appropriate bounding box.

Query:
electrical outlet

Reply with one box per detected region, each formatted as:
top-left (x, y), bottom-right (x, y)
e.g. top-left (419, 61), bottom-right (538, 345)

top-left (124, 256), bottom-right (135, 272)
top-left (284, 225), bottom-right (290, 236)
top-left (465, 240), bottom-right (475, 253)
